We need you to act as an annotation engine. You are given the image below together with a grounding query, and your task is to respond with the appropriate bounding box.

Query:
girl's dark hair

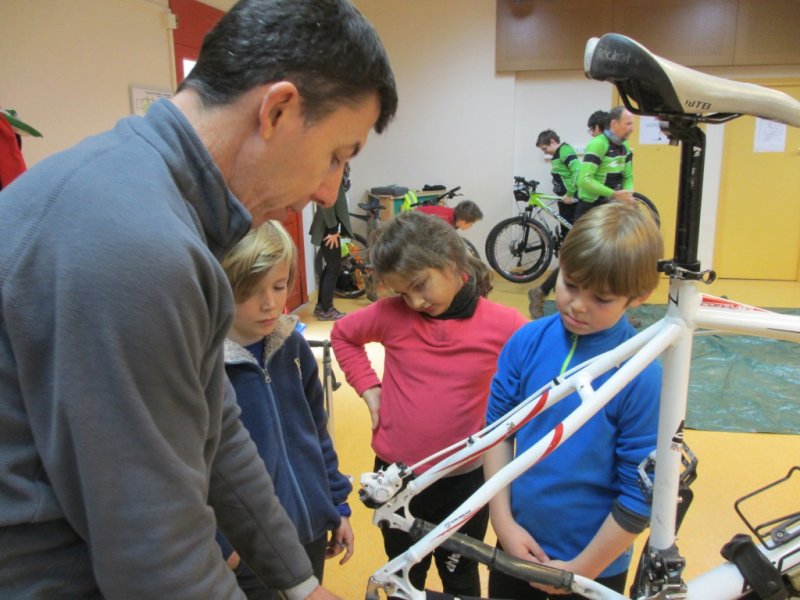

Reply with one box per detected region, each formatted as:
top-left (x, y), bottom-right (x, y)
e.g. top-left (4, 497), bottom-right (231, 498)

top-left (177, 0), bottom-right (398, 133)
top-left (369, 212), bottom-right (493, 297)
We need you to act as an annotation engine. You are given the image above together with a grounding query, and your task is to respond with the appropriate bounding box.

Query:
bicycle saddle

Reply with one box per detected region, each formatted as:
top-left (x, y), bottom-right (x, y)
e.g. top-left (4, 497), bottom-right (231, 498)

top-left (584, 33), bottom-right (800, 127)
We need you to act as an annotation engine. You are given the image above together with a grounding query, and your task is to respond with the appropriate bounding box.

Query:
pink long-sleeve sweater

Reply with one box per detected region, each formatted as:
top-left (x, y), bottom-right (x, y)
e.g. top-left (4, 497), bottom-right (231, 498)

top-left (331, 296), bottom-right (527, 473)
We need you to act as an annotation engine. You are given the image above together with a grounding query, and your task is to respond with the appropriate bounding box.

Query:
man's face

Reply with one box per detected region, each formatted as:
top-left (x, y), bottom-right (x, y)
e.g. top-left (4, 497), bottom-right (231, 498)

top-left (609, 109), bottom-right (635, 141)
top-left (229, 91), bottom-right (381, 225)
top-left (537, 140), bottom-right (558, 157)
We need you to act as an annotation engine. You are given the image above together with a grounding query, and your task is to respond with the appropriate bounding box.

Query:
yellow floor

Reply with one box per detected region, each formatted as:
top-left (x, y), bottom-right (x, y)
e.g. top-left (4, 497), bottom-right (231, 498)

top-left (297, 277), bottom-right (800, 599)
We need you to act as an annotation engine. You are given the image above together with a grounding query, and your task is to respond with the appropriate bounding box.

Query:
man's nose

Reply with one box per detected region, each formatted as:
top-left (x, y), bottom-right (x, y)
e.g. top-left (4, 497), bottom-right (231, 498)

top-left (311, 167), bottom-right (345, 208)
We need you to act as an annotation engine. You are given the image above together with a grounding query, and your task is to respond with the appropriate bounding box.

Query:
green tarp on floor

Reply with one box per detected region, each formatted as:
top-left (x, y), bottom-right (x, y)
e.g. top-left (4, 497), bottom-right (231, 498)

top-left (540, 303), bottom-right (800, 434)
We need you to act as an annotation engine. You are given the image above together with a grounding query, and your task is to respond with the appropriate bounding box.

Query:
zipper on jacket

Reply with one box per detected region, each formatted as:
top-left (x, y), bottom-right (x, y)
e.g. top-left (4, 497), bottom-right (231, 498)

top-left (559, 334), bottom-right (578, 375)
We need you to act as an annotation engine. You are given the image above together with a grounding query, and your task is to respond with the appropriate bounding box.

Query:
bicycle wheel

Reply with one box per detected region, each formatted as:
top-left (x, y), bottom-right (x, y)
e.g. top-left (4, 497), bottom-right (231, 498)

top-left (633, 192), bottom-right (661, 228)
top-left (485, 217), bottom-right (553, 283)
top-left (462, 237), bottom-right (480, 260)
top-left (336, 234), bottom-right (370, 299)
top-left (314, 234), bottom-right (370, 299)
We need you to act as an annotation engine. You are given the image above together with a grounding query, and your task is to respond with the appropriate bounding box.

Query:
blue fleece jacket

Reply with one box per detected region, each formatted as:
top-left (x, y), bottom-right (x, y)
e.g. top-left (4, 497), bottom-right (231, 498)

top-left (486, 314), bottom-right (661, 577)
top-left (218, 316), bottom-right (351, 556)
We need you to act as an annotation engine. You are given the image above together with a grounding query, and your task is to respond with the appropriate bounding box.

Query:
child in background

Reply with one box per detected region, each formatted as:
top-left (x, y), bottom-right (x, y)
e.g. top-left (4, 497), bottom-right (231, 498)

top-left (416, 198), bottom-right (483, 231)
top-left (331, 211), bottom-right (527, 597)
top-left (485, 202), bottom-right (663, 599)
top-left (219, 221), bottom-right (354, 599)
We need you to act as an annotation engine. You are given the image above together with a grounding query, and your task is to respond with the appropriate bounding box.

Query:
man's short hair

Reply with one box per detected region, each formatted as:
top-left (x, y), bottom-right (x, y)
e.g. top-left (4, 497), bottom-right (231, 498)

top-left (560, 203), bottom-right (662, 299)
top-left (608, 106), bottom-right (627, 124)
top-left (454, 200), bottom-right (483, 224)
top-left (178, 0), bottom-right (398, 133)
top-left (536, 129), bottom-right (560, 147)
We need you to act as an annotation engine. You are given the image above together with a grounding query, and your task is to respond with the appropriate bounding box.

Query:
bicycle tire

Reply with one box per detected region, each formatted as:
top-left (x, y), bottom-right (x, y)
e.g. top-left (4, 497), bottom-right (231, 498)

top-left (633, 192), bottom-right (661, 228)
top-left (485, 217), bottom-right (554, 283)
top-left (314, 234), bottom-right (370, 299)
top-left (462, 237), bottom-right (480, 260)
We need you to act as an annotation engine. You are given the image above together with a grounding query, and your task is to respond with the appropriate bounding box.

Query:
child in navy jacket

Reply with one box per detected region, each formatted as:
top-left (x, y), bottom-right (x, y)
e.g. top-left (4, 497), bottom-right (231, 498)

top-left (219, 221), bottom-right (353, 599)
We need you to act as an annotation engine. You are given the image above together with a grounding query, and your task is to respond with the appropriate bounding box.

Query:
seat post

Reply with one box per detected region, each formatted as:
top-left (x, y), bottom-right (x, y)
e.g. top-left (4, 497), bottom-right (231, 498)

top-left (669, 119), bottom-right (706, 273)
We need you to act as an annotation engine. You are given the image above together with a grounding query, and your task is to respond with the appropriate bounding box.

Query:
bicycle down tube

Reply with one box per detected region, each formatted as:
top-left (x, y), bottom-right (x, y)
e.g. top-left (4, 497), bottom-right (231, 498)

top-left (361, 33), bottom-right (800, 600)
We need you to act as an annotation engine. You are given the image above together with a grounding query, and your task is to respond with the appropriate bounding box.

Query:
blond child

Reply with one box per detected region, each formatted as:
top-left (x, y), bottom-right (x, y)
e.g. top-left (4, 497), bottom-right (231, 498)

top-left (219, 221), bottom-right (353, 599)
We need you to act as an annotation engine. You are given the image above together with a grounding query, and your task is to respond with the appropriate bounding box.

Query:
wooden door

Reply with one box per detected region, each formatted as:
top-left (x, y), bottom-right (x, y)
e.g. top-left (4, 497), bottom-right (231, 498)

top-left (168, 0), bottom-right (308, 309)
top-left (714, 80), bottom-right (800, 281)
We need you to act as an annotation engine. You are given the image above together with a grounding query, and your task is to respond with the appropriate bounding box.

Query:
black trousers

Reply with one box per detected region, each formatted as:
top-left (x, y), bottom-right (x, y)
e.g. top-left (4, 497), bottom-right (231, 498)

top-left (317, 240), bottom-right (342, 311)
top-left (375, 457), bottom-right (489, 597)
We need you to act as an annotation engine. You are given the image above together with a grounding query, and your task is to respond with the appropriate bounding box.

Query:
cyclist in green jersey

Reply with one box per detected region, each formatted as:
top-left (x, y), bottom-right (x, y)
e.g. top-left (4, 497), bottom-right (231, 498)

top-left (527, 130), bottom-right (580, 318)
top-left (576, 106), bottom-right (636, 221)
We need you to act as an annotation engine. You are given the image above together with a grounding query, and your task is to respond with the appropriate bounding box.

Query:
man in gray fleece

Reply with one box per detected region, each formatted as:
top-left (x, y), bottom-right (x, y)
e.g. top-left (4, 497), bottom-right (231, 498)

top-left (0, 1), bottom-right (396, 598)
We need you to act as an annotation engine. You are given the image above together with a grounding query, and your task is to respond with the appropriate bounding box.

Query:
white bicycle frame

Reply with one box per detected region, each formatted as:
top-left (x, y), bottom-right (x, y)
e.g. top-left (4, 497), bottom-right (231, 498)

top-left (361, 34), bottom-right (800, 600)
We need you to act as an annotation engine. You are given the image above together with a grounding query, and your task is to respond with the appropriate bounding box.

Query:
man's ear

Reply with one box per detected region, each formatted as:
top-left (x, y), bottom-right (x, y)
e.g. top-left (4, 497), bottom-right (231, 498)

top-left (627, 291), bottom-right (652, 309)
top-left (257, 81), bottom-right (300, 139)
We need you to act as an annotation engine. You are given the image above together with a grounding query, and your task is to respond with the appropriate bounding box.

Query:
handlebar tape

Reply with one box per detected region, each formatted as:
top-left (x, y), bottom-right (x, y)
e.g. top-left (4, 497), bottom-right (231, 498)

top-left (409, 519), bottom-right (574, 591)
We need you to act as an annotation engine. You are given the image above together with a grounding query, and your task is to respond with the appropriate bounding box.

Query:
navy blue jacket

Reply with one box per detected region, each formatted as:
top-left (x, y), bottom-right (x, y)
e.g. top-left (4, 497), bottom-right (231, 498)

top-left (219, 316), bottom-right (351, 554)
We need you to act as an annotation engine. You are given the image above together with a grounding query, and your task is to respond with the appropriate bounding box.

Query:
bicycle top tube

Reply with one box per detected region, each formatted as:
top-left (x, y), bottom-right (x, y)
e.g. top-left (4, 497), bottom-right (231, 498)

top-left (585, 33), bottom-right (800, 126)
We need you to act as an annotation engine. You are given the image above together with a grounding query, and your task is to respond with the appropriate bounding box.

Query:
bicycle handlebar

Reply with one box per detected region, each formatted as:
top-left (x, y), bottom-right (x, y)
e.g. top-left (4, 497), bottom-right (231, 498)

top-left (514, 176), bottom-right (540, 191)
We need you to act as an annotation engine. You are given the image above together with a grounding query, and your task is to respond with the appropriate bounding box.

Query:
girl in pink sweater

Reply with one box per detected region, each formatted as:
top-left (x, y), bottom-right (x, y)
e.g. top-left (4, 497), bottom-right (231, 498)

top-left (331, 211), bottom-right (526, 596)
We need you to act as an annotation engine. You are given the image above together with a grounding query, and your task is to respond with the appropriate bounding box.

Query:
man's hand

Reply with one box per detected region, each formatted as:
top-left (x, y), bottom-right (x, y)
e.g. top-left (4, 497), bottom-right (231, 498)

top-left (561, 195), bottom-right (578, 205)
top-left (323, 232), bottom-right (341, 249)
top-left (362, 387), bottom-right (381, 430)
top-left (305, 586), bottom-right (342, 599)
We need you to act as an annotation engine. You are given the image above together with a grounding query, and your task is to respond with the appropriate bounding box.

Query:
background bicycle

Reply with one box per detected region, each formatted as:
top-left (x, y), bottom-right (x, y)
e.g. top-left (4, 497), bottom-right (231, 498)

top-left (318, 185), bottom-right (484, 302)
top-left (486, 176), bottom-right (659, 283)
top-left (314, 195), bottom-right (382, 302)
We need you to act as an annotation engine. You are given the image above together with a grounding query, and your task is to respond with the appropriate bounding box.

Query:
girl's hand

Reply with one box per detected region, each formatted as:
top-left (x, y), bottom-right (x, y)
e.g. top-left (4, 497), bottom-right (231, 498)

top-left (323, 232), bottom-right (341, 249)
top-left (361, 387), bottom-right (381, 430)
top-left (325, 518), bottom-right (354, 565)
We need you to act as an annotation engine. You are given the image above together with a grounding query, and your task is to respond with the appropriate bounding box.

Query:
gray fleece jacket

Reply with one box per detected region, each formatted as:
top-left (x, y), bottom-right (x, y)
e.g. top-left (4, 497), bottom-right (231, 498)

top-left (0, 99), bottom-right (316, 599)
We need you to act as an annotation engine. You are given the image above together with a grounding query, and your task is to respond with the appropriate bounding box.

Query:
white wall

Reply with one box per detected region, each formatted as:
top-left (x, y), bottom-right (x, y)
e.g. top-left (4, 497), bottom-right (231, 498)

top-left (347, 0), bottom-right (517, 261)
top-left (0, 0), bottom-right (174, 168)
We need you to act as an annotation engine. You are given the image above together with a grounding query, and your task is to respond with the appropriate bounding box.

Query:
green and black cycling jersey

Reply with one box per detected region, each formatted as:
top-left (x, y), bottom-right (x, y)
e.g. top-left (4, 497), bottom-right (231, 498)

top-left (550, 142), bottom-right (580, 197)
top-left (578, 133), bottom-right (633, 202)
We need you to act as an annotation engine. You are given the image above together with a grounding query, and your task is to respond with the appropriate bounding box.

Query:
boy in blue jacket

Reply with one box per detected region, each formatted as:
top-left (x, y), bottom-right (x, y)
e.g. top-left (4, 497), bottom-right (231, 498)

top-left (485, 202), bottom-right (663, 599)
top-left (219, 221), bottom-right (353, 599)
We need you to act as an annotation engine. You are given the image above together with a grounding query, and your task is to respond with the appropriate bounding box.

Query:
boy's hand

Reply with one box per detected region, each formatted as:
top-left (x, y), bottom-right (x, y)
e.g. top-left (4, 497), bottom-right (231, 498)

top-left (561, 195), bottom-right (578, 204)
top-left (325, 517), bottom-right (354, 564)
top-left (361, 387), bottom-right (381, 430)
top-left (530, 558), bottom-right (574, 595)
top-left (494, 519), bottom-right (550, 564)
